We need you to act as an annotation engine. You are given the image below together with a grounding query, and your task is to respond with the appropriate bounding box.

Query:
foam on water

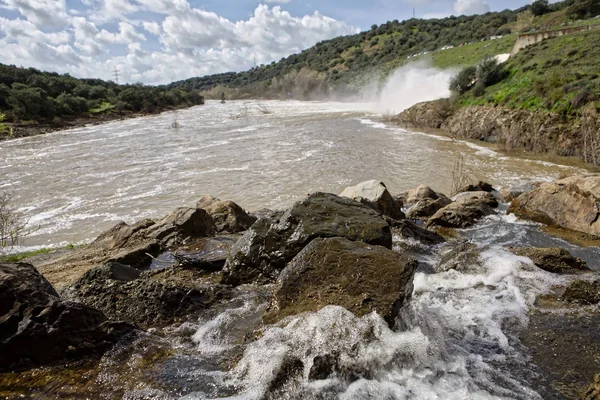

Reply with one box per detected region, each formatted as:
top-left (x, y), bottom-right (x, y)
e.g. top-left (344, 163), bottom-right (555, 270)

top-left (178, 244), bottom-right (571, 400)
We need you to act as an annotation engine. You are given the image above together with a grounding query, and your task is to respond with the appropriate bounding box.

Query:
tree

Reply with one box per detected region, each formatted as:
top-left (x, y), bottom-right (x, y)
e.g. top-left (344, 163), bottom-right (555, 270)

top-left (0, 191), bottom-right (27, 252)
top-left (530, 0), bottom-right (550, 16)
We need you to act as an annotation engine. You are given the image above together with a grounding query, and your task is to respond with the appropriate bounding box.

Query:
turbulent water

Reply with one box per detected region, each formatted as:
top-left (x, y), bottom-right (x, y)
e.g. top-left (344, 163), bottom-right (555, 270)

top-left (0, 100), bottom-right (587, 251)
top-left (2, 100), bottom-right (600, 399)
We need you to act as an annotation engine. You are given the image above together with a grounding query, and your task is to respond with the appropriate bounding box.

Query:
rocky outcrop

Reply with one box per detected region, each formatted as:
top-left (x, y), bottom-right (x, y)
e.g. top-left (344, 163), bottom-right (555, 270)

top-left (508, 174), bottom-right (600, 236)
top-left (340, 180), bottom-right (405, 220)
top-left (508, 247), bottom-right (590, 274)
top-left (0, 262), bottom-right (133, 372)
top-left (196, 195), bottom-right (256, 233)
top-left (263, 237), bottom-right (417, 327)
top-left (394, 102), bottom-right (598, 163)
top-left (222, 193), bottom-right (392, 285)
top-left (390, 99), bottom-right (455, 130)
top-left (64, 262), bottom-right (233, 329)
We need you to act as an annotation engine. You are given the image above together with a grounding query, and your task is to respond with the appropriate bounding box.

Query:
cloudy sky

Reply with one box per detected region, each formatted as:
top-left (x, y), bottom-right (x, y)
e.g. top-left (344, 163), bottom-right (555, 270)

top-left (0, 0), bottom-right (535, 85)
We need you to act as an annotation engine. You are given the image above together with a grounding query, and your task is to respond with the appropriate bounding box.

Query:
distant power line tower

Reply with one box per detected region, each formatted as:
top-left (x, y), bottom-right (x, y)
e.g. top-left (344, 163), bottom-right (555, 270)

top-left (113, 67), bottom-right (120, 85)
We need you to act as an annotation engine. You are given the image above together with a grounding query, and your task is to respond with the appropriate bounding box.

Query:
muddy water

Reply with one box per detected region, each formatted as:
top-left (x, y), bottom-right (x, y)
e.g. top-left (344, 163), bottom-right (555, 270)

top-left (0, 100), bottom-right (585, 251)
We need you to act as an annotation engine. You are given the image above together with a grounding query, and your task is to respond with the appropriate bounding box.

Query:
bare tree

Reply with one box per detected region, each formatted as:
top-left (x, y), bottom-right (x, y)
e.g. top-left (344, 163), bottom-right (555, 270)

top-left (451, 153), bottom-right (472, 195)
top-left (0, 192), bottom-right (27, 253)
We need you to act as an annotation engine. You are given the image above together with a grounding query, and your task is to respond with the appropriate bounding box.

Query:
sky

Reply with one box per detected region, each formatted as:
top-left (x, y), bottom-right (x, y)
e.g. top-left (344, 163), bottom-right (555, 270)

top-left (0, 0), bottom-right (538, 85)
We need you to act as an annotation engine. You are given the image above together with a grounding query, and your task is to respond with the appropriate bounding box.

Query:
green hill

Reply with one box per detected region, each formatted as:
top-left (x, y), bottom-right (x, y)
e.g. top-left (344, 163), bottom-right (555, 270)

top-left (170, 0), bottom-right (595, 100)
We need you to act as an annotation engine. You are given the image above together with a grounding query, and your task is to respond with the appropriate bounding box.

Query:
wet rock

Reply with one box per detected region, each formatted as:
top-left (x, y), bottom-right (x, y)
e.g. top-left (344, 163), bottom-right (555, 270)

top-left (308, 351), bottom-right (370, 382)
top-left (426, 200), bottom-right (495, 229)
top-left (196, 195), bottom-right (256, 233)
top-left (501, 182), bottom-right (539, 202)
top-left (64, 263), bottom-right (233, 329)
top-left (339, 180), bottom-right (405, 220)
top-left (452, 191), bottom-right (499, 208)
top-left (263, 237), bottom-right (417, 328)
top-left (173, 236), bottom-right (238, 272)
top-left (0, 262), bottom-right (133, 372)
top-left (148, 207), bottom-right (216, 244)
top-left (391, 220), bottom-right (445, 245)
top-left (562, 280), bottom-right (600, 305)
top-left (407, 197), bottom-right (452, 220)
top-left (436, 241), bottom-right (483, 273)
top-left (222, 193), bottom-right (393, 285)
top-left (508, 247), bottom-right (590, 274)
top-left (265, 356), bottom-right (304, 396)
top-left (456, 181), bottom-right (494, 193)
top-left (508, 174), bottom-right (600, 236)
top-left (399, 184), bottom-right (439, 206)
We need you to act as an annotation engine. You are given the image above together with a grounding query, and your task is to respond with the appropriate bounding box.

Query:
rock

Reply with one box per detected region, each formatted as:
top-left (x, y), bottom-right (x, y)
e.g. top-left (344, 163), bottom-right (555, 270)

top-left (562, 280), bottom-right (600, 305)
top-left (437, 241), bottom-right (483, 273)
top-left (391, 99), bottom-right (455, 130)
top-left (263, 237), bottom-right (417, 328)
top-left (339, 180), bottom-right (405, 220)
top-left (400, 184), bottom-right (439, 205)
top-left (452, 191), bottom-right (499, 208)
top-left (0, 263), bottom-right (133, 372)
top-left (583, 374), bottom-right (600, 400)
top-left (196, 195), bottom-right (257, 233)
top-left (222, 193), bottom-right (393, 285)
top-left (407, 197), bottom-right (452, 220)
top-left (172, 236), bottom-right (239, 272)
top-left (308, 351), bottom-right (369, 382)
top-left (391, 220), bottom-right (445, 245)
top-left (426, 201), bottom-right (496, 229)
top-left (501, 182), bottom-right (539, 202)
top-left (455, 181), bottom-right (494, 193)
top-left (508, 247), bottom-right (590, 274)
top-left (64, 263), bottom-right (233, 329)
top-left (266, 356), bottom-right (304, 395)
top-left (149, 207), bottom-right (216, 243)
top-left (508, 174), bottom-right (600, 236)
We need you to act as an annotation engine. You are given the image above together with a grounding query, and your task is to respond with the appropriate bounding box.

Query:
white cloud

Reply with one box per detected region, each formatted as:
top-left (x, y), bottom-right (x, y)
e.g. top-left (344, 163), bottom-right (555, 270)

top-left (0, 0), bottom-right (69, 28)
top-left (453, 0), bottom-right (490, 15)
top-left (265, 0), bottom-right (291, 3)
top-left (0, 0), bottom-right (358, 85)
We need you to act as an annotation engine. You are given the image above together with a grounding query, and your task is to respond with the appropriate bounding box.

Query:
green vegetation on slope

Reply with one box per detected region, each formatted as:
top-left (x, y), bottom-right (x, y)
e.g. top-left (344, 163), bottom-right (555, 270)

top-left (170, 0), bottom-right (591, 100)
top-left (0, 64), bottom-right (205, 131)
top-left (455, 28), bottom-right (600, 117)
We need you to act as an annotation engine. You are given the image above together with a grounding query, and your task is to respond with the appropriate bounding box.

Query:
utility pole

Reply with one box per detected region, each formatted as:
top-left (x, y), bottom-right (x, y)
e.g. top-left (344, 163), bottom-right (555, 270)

top-left (113, 67), bottom-right (120, 85)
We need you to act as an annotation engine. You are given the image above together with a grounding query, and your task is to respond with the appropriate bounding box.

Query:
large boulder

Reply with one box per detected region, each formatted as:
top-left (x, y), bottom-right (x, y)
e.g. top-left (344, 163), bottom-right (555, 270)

top-left (263, 237), bottom-right (417, 328)
top-left (407, 197), bottom-right (452, 220)
top-left (339, 180), bottom-right (405, 220)
top-left (508, 247), bottom-right (590, 274)
top-left (452, 191), bottom-right (499, 208)
top-left (196, 195), bottom-right (256, 233)
top-left (391, 220), bottom-right (445, 245)
top-left (64, 262), bottom-right (233, 329)
top-left (508, 174), bottom-right (600, 236)
top-left (426, 200), bottom-right (496, 229)
top-left (222, 193), bottom-right (393, 285)
top-left (456, 181), bottom-right (494, 193)
top-left (501, 182), bottom-right (539, 202)
top-left (0, 263), bottom-right (133, 372)
top-left (399, 184), bottom-right (439, 206)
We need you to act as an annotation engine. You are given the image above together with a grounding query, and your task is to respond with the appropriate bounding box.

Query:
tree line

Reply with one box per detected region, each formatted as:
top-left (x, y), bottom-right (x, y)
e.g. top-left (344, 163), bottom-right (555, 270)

top-left (0, 64), bottom-right (204, 123)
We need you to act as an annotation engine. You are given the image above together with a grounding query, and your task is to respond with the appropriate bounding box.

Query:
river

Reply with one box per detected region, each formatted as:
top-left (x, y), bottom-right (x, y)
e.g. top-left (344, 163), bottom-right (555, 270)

top-left (0, 100), bottom-right (586, 252)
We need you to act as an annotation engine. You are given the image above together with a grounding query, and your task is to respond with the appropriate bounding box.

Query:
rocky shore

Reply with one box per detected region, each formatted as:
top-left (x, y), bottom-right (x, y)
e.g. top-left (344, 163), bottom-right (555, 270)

top-left (392, 99), bottom-right (600, 166)
top-left (1, 176), bottom-right (600, 398)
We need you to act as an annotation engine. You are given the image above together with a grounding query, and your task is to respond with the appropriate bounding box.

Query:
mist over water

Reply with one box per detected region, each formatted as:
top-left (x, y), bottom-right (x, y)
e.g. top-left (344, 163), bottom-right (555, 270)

top-left (365, 61), bottom-right (456, 114)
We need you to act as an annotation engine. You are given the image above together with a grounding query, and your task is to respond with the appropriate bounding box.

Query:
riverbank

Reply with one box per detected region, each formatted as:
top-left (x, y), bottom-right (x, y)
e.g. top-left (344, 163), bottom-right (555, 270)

top-left (1, 175), bottom-right (599, 398)
top-left (392, 99), bottom-right (600, 168)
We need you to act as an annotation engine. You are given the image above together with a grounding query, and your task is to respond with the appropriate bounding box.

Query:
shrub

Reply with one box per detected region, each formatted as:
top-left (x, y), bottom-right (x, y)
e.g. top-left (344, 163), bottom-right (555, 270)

top-left (449, 66), bottom-right (477, 94)
top-left (0, 191), bottom-right (27, 252)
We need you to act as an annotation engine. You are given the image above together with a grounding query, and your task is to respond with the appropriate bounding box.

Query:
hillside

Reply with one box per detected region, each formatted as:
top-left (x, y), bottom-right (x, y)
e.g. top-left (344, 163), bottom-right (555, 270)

top-left (0, 64), bottom-right (204, 139)
top-left (169, 0), bottom-right (592, 100)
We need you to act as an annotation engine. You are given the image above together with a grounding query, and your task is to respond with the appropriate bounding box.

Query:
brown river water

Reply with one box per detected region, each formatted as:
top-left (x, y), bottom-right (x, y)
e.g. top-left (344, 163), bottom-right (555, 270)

top-left (0, 99), bottom-right (586, 251)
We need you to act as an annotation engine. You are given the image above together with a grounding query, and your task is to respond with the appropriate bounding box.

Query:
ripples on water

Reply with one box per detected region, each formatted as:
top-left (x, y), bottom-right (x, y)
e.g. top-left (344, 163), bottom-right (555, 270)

top-left (0, 100), bottom-right (585, 251)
